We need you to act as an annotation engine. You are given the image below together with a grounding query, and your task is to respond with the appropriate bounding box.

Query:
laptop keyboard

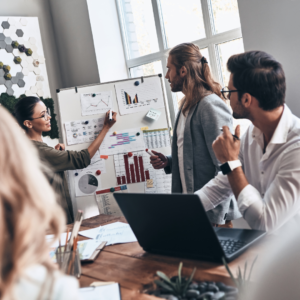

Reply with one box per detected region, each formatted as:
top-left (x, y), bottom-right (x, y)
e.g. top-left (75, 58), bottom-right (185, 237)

top-left (219, 239), bottom-right (246, 255)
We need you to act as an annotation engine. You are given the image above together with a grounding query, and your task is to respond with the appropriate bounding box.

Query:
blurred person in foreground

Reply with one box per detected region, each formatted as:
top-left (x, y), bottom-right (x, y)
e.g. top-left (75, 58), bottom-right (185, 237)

top-left (0, 106), bottom-right (81, 300)
top-left (195, 51), bottom-right (300, 232)
top-left (149, 43), bottom-right (240, 227)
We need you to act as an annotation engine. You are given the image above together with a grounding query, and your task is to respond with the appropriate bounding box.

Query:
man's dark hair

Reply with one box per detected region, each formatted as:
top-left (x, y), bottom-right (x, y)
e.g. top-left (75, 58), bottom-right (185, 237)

top-left (227, 51), bottom-right (286, 110)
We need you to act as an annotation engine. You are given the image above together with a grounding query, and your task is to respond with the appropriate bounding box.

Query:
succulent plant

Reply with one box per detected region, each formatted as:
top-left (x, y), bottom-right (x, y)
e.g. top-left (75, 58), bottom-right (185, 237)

top-left (4, 73), bottom-right (12, 80)
top-left (0, 62), bottom-right (3, 69)
top-left (154, 262), bottom-right (196, 297)
top-left (222, 256), bottom-right (258, 297)
top-left (14, 56), bottom-right (22, 64)
top-left (18, 44), bottom-right (26, 52)
top-left (3, 65), bottom-right (11, 73)
top-left (25, 48), bottom-right (33, 56)
top-left (11, 41), bottom-right (19, 49)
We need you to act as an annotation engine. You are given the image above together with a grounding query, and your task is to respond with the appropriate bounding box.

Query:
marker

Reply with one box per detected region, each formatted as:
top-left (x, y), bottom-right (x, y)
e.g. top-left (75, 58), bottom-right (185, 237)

top-left (219, 128), bottom-right (240, 140)
top-left (145, 149), bottom-right (155, 156)
top-left (109, 110), bottom-right (112, 121)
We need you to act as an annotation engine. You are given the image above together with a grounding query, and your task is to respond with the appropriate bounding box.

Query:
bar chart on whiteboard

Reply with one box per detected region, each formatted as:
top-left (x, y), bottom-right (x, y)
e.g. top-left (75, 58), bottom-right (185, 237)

top-left (114, 151), bottom-right (151, 185)
top-left (100, 128), bottom-right (145, 155)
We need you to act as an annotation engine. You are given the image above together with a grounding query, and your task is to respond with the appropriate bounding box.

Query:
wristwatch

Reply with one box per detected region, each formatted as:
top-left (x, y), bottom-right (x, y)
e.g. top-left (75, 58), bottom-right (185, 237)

top-left (220, 160), bottom-right (242, 175)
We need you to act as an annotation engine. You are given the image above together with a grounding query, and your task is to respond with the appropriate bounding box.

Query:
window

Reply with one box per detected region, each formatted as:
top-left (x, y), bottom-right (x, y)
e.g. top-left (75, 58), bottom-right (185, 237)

top-left (117, 0), bottom-right (245, 128)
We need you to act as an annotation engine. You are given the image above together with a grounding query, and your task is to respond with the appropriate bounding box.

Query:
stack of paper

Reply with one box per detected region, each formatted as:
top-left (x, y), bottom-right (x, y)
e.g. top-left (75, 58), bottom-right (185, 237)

top-left (79, 222), bottom-right (137, 246)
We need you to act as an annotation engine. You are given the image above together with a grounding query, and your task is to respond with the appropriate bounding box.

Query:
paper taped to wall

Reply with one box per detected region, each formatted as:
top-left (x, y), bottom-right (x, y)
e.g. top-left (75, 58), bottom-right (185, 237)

top-left (80, 91), bottom-right (113, 116)
top-left (143, 128), bottom-right (171, 149)
top-left (100, 127), bottom-right (145, 155)
top-left (115, 76), bottom-right (165, 115)
top-left (65, 117), bottom-right (105, 145)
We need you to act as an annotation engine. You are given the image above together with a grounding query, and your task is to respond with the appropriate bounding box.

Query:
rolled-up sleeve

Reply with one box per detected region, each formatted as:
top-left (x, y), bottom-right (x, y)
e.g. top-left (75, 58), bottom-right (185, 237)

top-left (238, 144), bottom-right (300, 231)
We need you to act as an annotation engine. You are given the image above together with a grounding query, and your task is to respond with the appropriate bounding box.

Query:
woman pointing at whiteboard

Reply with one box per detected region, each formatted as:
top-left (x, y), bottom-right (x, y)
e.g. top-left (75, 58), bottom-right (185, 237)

top-left (14, 96), bottom-right (117, 224)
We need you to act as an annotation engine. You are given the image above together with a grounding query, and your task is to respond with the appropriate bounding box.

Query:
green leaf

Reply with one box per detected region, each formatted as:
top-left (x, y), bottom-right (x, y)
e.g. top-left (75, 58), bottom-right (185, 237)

top-left (154, 280), bottom-right (174, 292)
top-left (183, 267), bottom-right (196, 294)
top-left (156, 271), bottom-right (176, 289)
top-left (222, 257), bottom-right (239, 287)
top-left (247, 255), bottom-right (258, 282)
top-left (178, 262), bottom-right (182, 287)
top-left (243, 261), bottom-right (248, 281)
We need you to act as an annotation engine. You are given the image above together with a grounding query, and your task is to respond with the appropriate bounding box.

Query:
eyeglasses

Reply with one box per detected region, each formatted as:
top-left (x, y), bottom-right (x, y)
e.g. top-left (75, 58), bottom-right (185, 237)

top-left (30, 108), bottom-right (51, 121)
top-left (221, 87), bottom-right (240, 100)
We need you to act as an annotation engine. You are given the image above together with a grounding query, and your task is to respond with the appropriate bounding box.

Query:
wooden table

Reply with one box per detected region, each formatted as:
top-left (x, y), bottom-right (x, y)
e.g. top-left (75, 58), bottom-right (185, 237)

top-left (71, 215), bottom-right (265, 300)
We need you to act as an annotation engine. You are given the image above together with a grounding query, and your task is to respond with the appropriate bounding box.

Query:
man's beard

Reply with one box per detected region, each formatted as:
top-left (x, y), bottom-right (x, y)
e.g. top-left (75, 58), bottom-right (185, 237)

top-left (232, 106), bottom-right (249, 119)
top-left (170, 76), bottom-right (184, 92)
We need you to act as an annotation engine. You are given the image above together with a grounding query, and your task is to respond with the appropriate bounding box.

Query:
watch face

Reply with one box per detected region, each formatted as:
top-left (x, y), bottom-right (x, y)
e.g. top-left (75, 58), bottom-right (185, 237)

top-left (220, 162), bottom-right (231, 175)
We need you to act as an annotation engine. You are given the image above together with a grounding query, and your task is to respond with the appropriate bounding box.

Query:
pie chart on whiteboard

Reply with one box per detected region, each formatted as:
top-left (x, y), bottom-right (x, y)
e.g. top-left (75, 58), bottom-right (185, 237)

top-left (78, 174), bottom-right (98, 194)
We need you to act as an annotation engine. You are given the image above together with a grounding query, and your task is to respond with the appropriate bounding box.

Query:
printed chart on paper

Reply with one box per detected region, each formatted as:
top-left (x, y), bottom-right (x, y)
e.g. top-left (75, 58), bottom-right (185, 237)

top-left (64, 117), bottom-right (105, 146)
top-left (72, 151), bottom-right (106, 197)
top-left (80, 91), bottom-right (112, 116)
top-left (115, 76), bottom-right (165, 115)
top-left (143, 128), bottom-right (171, 149)
top-left (114, 151), bottom-right (151, 185)
top-left (100, 128), bottom-right (145, 155)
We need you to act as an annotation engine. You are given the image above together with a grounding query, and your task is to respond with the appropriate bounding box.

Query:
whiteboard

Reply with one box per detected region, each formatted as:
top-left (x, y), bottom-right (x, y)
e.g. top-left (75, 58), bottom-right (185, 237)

top-left (57, 75), bottom-right (172, 219)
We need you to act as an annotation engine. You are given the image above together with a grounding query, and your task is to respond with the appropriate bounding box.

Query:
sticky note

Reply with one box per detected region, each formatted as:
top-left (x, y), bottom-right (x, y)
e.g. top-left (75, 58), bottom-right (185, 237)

top-left (141, 126), bottom-right (149, 131)
top-left (146, 179), bottom-right (154, 188)
top-left (100, 155), bottom-right (109, 159)
top-left (146, 109), bottom-right (161, 121)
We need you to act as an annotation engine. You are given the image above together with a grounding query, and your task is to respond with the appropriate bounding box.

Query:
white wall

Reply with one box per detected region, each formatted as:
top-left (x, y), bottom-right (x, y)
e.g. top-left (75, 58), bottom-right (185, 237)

top-left (238, 0), bottom-right (300, 117)
top-left (48, 0), bottom-right (100, 88)
top-left (87, 0), bottom-right (128, 83)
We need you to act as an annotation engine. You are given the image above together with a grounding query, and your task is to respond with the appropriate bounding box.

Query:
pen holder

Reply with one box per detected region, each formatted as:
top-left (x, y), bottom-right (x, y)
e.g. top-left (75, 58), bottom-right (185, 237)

top-left (55, 247), bottom-right (81, 278)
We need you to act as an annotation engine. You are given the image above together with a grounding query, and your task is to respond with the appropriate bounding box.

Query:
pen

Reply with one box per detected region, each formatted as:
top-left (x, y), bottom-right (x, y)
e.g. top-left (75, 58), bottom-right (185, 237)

top-left (145, 149), bottom-right (155, 156)
top-left (219, 128), bottom-right (240, 140)
top-left (109, 110), bottom-right (112, 121)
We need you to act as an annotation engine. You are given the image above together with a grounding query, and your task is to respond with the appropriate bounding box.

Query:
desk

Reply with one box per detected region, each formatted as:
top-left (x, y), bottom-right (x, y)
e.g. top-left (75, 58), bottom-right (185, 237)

top-left (70, 215), bottom-right (265, 300)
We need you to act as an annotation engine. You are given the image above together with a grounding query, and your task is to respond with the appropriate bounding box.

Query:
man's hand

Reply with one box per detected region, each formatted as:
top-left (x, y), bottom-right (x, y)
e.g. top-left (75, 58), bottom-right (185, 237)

top-left (103, 110), bottom-right (117, 129)
top-left (212, 125), bottom-right (240, 164)
top-left (150, 150), bottom-right (169, 169)
top-left (55, 143), bottom-right (65, 151)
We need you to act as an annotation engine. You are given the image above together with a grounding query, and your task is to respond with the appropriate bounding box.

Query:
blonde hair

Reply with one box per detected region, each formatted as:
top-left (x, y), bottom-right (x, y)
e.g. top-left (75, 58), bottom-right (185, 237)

top-left (169, 43), bottom-right (224, 116)
top-left (0, 107), bottom-right (65, 299)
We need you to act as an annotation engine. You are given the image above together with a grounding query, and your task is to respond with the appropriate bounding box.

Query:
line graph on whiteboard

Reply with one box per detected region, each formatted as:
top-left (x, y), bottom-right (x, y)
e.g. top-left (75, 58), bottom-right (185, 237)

top-left (80, 91), bottom-right (112, 116)
top-left (115, 76), bottom-right (165, 115)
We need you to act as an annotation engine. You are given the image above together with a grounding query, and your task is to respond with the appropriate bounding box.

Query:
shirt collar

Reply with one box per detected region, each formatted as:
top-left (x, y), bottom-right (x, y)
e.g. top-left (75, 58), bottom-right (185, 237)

top-left (250, 104), bottom-right (291, 146)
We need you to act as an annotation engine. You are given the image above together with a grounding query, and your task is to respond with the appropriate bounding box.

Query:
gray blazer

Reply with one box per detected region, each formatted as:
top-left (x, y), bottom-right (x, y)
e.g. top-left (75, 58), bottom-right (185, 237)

top-left (165, 94), bottom-right (240, 224)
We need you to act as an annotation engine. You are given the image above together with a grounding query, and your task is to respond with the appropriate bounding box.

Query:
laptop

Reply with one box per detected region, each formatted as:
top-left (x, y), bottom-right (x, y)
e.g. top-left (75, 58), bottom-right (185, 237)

top-left (114, 193), bottom-right (266, 263)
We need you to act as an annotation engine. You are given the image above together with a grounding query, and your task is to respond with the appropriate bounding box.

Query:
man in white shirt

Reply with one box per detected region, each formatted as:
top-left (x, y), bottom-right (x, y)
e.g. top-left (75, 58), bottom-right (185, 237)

top-left (195, 50), bottom-right (300, 232)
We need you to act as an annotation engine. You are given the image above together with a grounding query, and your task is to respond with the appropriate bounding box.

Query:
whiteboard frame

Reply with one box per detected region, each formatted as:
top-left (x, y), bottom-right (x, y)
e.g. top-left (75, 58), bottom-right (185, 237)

top-left (56, 74), bottom-right (172, 219)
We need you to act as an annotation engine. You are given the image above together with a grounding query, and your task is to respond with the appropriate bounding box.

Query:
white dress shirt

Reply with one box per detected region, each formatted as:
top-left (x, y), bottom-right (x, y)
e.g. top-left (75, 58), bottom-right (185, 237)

top-left (177, 110), bottom-right (188, 194)
top-left (195, 105), bottom-right (300, 231)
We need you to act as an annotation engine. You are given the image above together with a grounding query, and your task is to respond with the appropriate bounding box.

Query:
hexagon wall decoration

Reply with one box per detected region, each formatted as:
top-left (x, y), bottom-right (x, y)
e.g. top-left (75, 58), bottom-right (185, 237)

top-left (17, 78), bottom-right (25, 88)
top-left (11, 41), bottom-right (19, 49)
top-left (4, 73), bottom-right (12, 80)
top-left (16, 29), bottom-right (24, 37)
top-left (1, 21), bottom-right (10, 29)
top-left (14, 56), bottom-right (22, 64)
top-left (0, 17), bottom-right (50, 99)
top-left (18, 44), bottom-right (26, 52)
top-left (25, 48), bottom-right (32, 56)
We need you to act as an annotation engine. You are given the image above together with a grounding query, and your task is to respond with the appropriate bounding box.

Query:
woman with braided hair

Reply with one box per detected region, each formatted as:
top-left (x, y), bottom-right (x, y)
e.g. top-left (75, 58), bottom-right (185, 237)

top-left (150, 43), bottom-right (240, 227)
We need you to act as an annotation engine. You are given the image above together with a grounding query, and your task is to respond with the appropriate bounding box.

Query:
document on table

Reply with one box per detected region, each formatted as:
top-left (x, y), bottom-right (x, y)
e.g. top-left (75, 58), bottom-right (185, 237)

top-left (46, 232), bottom-right (71, 248)
top-left (77, 239), bottom-right (102, 260)
top-left (79, 283), bottom-right (121, 300)
top-left (79, 222), bottom-right (137, 246)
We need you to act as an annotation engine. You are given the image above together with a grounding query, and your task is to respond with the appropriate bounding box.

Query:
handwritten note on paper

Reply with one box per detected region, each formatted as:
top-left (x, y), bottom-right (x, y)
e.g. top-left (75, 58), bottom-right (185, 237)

top-left (79, 222), bottom-right (137, 246)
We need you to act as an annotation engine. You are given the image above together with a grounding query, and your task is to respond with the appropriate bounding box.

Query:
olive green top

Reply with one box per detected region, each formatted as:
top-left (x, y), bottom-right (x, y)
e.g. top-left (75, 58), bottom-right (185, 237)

top-left (32, 141), bottom-right (90, 224)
